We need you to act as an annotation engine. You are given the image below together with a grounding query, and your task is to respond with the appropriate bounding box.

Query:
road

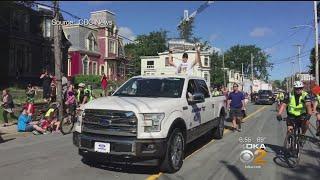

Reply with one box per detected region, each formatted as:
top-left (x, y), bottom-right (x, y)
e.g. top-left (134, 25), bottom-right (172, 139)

top-left (0, 103), bottom-right (319, 180)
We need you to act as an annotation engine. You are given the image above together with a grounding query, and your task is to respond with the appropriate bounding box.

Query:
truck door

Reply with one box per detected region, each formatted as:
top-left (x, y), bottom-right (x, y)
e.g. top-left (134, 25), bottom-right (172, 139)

top-left (185, 79), bottom-right (206, 129)
top-left (195, 79), bottom-right (213, 124)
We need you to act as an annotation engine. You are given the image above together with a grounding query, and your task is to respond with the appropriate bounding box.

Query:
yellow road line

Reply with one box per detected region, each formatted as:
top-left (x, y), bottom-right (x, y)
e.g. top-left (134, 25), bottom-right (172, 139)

top-left (145, 105), bottom-right (267, 180)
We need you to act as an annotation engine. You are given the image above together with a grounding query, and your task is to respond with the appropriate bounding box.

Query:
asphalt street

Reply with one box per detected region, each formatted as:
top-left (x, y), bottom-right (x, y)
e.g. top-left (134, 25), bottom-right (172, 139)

top-left (0, 103), bottom-right (319, 180)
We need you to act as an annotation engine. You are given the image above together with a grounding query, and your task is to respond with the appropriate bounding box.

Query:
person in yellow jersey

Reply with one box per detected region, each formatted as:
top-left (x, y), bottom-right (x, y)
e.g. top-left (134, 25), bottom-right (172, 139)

top-left (77, 83), bottom-right (92, 105)
top-left (277, 81), bottom-right (312, 139)
top-left (312, 89), bottom-right (320, 136)
top-left (212, 87), bottom-right (221, 97)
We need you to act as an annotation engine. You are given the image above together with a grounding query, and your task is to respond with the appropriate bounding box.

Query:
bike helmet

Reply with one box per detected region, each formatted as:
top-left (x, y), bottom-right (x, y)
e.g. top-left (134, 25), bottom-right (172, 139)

top-left (293, 81), bottom-right (304, 88)
top-left (78, 83), bottom-right (85, 88)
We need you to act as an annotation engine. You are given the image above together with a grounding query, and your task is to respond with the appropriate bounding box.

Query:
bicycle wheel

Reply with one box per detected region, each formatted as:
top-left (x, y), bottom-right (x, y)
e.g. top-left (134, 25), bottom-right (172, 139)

top-left (284, 133), bottom-right (294, 157)
top-left (60, 114), bottom-right (75, 135)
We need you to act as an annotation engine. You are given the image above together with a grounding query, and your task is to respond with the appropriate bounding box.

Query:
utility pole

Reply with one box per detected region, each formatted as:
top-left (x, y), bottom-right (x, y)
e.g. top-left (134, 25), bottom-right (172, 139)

top-left (314, 1), bottom-right (319, 85)
top-left (294, 44), bottom-right (302, 74)
top-left (251, 53), bottom-right (254, 81)
top-left (222, 50), bottom-right (226, 88)
top-left (241, 63), bottom-right (244, 90)
top-left (53, 1), bottom-right (63, 121)
top-left (291, 61), bottom-right (295, 90)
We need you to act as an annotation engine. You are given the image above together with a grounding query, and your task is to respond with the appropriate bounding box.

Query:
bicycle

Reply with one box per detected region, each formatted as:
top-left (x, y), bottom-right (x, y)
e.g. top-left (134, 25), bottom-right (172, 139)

top-left (60, 104), bottom-right (77, 135)
top-left (282, 116), bottom-right (305, 165)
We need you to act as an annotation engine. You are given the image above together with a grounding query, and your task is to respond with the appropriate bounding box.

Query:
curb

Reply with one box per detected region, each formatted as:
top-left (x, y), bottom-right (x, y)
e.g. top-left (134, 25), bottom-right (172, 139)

top-left (1, 132), bottom-right (32, 141)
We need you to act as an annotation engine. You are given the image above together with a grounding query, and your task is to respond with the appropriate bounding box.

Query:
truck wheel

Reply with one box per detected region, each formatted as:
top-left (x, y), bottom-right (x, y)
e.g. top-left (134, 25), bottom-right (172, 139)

top-left (213, 114), bottom-right (225, 139)
top-left (160, 128), bottom-right (185, 173)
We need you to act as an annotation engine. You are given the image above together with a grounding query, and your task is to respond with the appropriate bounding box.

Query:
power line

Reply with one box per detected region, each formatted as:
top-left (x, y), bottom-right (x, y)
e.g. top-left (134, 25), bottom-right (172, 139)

top-left (262, 28), bottom-right (303, 51)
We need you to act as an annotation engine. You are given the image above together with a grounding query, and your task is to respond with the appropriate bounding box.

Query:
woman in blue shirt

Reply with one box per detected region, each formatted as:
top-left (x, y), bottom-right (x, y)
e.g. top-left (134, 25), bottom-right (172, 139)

top-left (17, 108), bottom-right (46, 134)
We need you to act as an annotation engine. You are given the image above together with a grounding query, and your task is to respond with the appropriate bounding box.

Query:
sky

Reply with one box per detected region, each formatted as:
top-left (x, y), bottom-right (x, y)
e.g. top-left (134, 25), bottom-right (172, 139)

top-left (42, 1), bottom-right (316, 80)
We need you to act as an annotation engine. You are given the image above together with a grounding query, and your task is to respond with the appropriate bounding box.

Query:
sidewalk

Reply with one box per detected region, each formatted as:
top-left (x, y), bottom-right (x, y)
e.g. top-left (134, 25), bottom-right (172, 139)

top-left (0, 123), bottom-right (31, 142)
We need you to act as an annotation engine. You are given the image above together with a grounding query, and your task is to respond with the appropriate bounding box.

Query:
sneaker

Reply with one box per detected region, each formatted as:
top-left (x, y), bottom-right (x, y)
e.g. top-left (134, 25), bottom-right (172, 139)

top-left (32, 130), bottom-right (40, 135)
top-left (42, 131), bottom-right (49, 135)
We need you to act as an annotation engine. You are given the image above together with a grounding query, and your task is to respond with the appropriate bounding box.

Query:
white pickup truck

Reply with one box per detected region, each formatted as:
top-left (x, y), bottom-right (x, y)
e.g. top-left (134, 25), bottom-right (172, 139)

top-left (73, 75), bottom-right (226, 172)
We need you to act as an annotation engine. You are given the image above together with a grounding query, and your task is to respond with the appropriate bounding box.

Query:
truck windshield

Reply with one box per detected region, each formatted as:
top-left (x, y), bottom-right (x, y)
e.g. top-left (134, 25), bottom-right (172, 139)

top-left (113, 77), bottom-right (185, 98)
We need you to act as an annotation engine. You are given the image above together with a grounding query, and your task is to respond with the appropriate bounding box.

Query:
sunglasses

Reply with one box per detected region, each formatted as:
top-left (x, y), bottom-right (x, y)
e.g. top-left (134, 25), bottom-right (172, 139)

top-left (233, 86), bottom-right (238, 88)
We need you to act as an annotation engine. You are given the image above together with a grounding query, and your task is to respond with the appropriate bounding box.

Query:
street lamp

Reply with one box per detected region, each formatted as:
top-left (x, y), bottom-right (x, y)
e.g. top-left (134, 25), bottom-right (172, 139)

top-left (291, 22), bottom-right (319, 85)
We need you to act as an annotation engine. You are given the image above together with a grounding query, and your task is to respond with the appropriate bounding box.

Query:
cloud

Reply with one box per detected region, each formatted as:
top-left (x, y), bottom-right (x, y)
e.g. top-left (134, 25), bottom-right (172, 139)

top-left (250, 27), bottom-right (272, 37)
top-left (209, 34), bottom-right (219, 42)
top-left (118, 27), bottom-right (136, 44)
top-left (264, 47), bottom-right (276, 55)
top-left (209, 46), bottom-right (222, 54)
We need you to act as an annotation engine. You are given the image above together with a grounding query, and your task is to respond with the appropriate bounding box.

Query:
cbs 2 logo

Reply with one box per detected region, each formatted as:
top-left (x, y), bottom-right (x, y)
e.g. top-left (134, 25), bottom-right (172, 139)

top-left (240, 148), bottom-right (267, 165)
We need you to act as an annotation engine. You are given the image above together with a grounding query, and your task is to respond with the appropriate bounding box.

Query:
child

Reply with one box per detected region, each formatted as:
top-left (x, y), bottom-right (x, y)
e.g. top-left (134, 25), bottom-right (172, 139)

top-left (40, 106), bottom-right (61, 133)
top-left (17, 107), bottom-right (46, 134)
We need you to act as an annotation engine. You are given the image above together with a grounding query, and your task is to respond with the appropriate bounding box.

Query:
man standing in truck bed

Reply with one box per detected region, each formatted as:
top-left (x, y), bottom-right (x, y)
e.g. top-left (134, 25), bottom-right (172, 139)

top-left (168, 45), bottom-right (202, 75)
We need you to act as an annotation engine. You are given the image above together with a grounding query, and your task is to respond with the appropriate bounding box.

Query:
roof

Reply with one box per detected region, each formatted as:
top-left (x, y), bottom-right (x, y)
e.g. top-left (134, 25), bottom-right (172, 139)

top-left (90, 10), bottom-right (115, 15)
top-left (132, 74), bottom-right (206, 80)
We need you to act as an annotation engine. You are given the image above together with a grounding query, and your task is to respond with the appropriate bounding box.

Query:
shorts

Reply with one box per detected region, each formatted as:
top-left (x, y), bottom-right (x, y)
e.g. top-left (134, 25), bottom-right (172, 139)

top-left (286, 115), bottom-right (306, 127)
top-left (230, 108), bottom-right (243, 119)
top-left (25, 124), bottom-right (34, 132)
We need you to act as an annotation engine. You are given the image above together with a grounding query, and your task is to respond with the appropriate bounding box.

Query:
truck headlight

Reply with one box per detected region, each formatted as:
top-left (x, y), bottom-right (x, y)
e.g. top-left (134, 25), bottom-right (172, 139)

top-left (76, 109), bottom-right (85, 126)
top-left (143, 113), bottom-right (165, 132)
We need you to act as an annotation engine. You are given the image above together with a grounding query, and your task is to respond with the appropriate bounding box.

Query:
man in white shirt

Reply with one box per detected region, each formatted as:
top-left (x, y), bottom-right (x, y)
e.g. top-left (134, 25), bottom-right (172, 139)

top-left (168, 45), bottom-right (202, 75)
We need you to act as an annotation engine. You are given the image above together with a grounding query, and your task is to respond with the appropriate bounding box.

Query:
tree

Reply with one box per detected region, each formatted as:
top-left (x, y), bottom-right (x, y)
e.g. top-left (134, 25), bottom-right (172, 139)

top-left (272, 80), bottom-right (281, 89)
top-left (308, 46), bottom-right (320, 77)
top-left (223, 45), bottom-right (273, 81)
top-left (177, 17), bottom-right (194, 42)
top-left (210, 50), bottom-right (224, 86)
top-left (124, 30), bottom-right (168, 77)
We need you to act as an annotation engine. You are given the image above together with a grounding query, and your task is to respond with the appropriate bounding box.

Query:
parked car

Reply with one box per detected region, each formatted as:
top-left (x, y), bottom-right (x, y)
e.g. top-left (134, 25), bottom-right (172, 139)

top-left (73, 75), bottom-right (226, 173)
top-left (255, 90), bottom-right (274, 105)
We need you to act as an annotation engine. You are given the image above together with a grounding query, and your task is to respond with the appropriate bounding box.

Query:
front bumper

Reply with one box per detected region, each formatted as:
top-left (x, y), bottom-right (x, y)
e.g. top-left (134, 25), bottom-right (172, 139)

top-left (73, 132), bottom-right (166, 165)
top-left (255, 99), bottom-right (274, 104)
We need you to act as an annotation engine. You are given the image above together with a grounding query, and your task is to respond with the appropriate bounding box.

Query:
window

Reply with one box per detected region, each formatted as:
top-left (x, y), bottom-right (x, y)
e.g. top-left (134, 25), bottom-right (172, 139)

top-left (165, 57), bottom-right (170, 66)
top-left (87, 33), bottom-right (97, 51)
top-left (204, 57), bottom-right (209, 67)
top-left (196, 80), bottom-right (210, 98)
top-left (113, 78), bottom-right (185, 98)
top-left (100, 65), bottom-right (105, 75)
top-left (109, 40), bottom-right (116, 54)
top-left (93, 62), bottom-right (97, 75)
top-left (43, 18), bottom-right (51, 37)
top-left (147, 61), bottom-right (154, 69)
top-left (82, 57), bottom-right (89, 75)
top-left (68, 57), bottom-right (72, 76)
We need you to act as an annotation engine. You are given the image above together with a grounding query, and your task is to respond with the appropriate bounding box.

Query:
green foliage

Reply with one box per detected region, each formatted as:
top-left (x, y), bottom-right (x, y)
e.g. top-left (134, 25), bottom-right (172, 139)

top-left (124, 30), bottom-right (168, 77)
top-left (210, 50), bottom-right (225, 86)
top-left (272, 80), bottom-right (281, 89)
top-left (177, 17), bottom-right (194, 41)
top-left (308, 46), bottom-right (319, 76)
top-left (224, 45), bottom-right (273, 81)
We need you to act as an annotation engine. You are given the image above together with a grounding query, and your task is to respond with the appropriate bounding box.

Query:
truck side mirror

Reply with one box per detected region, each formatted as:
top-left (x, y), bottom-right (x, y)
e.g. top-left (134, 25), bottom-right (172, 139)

top-left (189, 93), bottom-right (205, 104)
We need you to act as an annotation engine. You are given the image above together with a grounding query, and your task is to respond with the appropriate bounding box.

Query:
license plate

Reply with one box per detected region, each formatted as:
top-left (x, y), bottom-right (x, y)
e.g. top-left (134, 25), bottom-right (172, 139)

top-left (94, 142), bottom-right (110, 153)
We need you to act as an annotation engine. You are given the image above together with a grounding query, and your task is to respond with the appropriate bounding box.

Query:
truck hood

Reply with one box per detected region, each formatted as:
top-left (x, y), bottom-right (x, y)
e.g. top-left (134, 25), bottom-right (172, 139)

top-left (83, 96), bottom-right (183, 113)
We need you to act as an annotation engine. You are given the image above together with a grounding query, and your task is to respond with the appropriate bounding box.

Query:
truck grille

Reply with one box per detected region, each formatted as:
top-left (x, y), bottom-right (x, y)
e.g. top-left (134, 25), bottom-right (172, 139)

top-left (82, 109), bottom-right (137, 136)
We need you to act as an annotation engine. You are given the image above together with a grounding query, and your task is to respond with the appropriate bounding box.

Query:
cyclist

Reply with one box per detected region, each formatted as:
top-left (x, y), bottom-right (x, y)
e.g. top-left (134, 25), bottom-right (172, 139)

top-left (276, 81), bottom-right (312, 139)
top-left (312, 88), bottom-right (320, 136)
top-left (212, 87), bottom-right (220, 97)
top-left (77, 83), bottom-right (91, 105)
top-left (276, 91), bottom-right (285, 110)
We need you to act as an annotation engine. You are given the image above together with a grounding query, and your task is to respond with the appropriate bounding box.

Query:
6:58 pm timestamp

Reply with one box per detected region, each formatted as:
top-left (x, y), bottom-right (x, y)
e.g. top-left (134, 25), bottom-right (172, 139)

top-left (239, 137), bottom-right (267, 144)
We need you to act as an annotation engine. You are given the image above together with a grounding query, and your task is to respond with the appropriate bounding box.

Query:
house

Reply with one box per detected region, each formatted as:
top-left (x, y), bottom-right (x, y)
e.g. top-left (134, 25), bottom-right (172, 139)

top-left (0, 2), bottom-right (70, 86)
top-left (63, 10), bottom-right (127, 80)
top-left (141, 50), bottom-right (211, 85)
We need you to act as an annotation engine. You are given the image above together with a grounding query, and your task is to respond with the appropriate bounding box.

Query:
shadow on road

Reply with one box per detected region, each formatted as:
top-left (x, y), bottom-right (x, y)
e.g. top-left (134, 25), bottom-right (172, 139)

top-left (0, 136), bottom-right (16, 143)
top-left (219, 160), bottom-right (248, 180)
top-left (81, 158), bottom-right (160, 174)
top-left (265, 143), bottom-right (298, 169)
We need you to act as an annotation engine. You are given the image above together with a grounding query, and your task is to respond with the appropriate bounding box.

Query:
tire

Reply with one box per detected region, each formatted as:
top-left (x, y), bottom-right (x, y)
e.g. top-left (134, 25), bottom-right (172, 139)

top-left (213, 115), bottom-right (225, 139)
top-left (160, 128), bottom-right (185, 173)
